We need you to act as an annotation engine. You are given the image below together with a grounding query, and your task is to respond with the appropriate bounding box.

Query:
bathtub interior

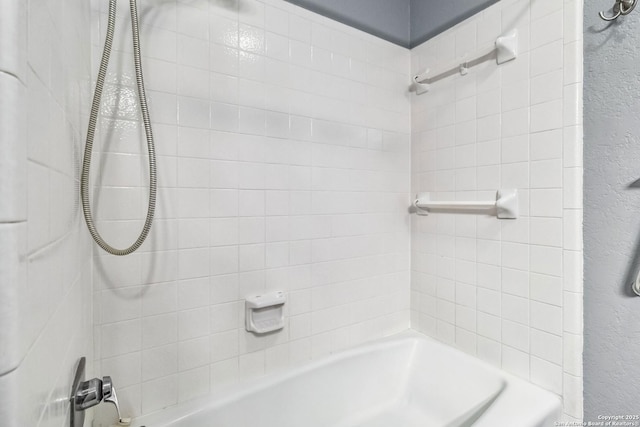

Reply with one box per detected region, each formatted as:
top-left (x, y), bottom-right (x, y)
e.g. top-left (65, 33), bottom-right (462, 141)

top-left (131, 336), bottom-right (509, 427)
top-left (178, 342), bottom-right (411, 427)
top-left (400, 339), bottom-right (507, 427)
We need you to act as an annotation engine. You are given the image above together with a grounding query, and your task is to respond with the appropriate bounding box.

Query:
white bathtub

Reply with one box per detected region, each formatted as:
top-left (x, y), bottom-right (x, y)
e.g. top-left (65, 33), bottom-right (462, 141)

top-left (131, 332), bottom-right (561, 427)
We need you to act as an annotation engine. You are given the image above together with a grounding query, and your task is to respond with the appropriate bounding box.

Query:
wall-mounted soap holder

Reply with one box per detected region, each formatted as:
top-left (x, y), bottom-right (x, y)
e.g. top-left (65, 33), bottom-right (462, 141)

top-left (245, 292), bottom-right (286, 334)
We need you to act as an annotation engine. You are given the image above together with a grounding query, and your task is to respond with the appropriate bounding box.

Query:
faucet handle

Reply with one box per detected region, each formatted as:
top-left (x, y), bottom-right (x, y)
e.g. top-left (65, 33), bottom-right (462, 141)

top-left (102, 376), bottom-right (125, 423)
top-left (74, 378), bottom-right (104, 410)
top-left (102, 376), bottom-right (113, 399)
top-left (73, 375), bottom-right (128, 424)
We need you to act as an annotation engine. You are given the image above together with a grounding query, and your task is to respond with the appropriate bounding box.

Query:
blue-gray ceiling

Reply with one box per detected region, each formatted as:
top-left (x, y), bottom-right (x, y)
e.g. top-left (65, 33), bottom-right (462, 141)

top-left (284, 0), bottom-right (500, 48)
top-left (410, 0), bottom-right (499, 47)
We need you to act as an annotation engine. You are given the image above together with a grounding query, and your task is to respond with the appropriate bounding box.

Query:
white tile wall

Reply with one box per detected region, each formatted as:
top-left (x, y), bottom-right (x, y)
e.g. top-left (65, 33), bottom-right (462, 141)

top-left (0, 0), bottom-right (93, 426)
top-left (90, 0), bottom-right (411, 423)
top-left (410, 0), bottom-right (583, 421)
top-left (0, 0), bottom-right (584, 425)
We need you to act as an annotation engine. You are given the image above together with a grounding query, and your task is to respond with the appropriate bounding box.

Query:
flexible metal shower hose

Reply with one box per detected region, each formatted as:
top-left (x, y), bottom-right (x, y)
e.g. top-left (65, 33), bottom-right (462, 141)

top-left (81, 0), bottom-right (157, 256)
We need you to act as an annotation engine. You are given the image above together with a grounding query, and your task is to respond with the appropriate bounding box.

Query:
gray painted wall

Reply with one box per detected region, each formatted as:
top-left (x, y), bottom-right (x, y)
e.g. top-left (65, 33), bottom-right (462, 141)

top-left (284, 0), bottom-right (499, 48)
top-left (584, 3), bottom-right (640, 419)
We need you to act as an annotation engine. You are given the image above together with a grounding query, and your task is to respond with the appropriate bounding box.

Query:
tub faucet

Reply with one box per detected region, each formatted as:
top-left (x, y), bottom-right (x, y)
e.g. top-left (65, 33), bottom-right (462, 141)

top-left (74, 376), bottom-right (126, 423)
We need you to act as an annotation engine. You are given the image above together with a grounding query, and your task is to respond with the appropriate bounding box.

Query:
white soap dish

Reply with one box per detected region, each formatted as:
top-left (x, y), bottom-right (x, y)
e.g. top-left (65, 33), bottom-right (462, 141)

top-left (245, 292), bottom-right (286, 334)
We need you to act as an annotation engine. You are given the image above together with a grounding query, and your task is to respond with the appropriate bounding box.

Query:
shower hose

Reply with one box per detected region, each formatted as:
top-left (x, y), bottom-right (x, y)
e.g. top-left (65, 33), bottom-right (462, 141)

top-left (80, 0), bottom-right (157, 256)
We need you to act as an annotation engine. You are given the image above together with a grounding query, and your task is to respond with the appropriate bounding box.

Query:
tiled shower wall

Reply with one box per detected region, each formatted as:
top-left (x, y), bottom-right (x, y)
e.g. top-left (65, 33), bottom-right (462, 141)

top-left (0, 0), bottom-right (93, 426)
top-left (410, 0), bottom-right (583, 422)
top-left (90, 0), bottom-right (411, 422)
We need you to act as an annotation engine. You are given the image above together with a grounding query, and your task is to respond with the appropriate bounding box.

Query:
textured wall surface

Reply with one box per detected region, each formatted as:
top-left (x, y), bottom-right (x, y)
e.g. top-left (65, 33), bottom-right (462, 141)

top-left (284, 0), bottom-right (499, 48)
top-left (410, 0), bottom-right (583, 421)
top-left (90, 0), bottom-right (411, 424)
top-left (0, 0), bottom-right (93, 426)
top-left (583, 1), bottom-right (640, 419)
